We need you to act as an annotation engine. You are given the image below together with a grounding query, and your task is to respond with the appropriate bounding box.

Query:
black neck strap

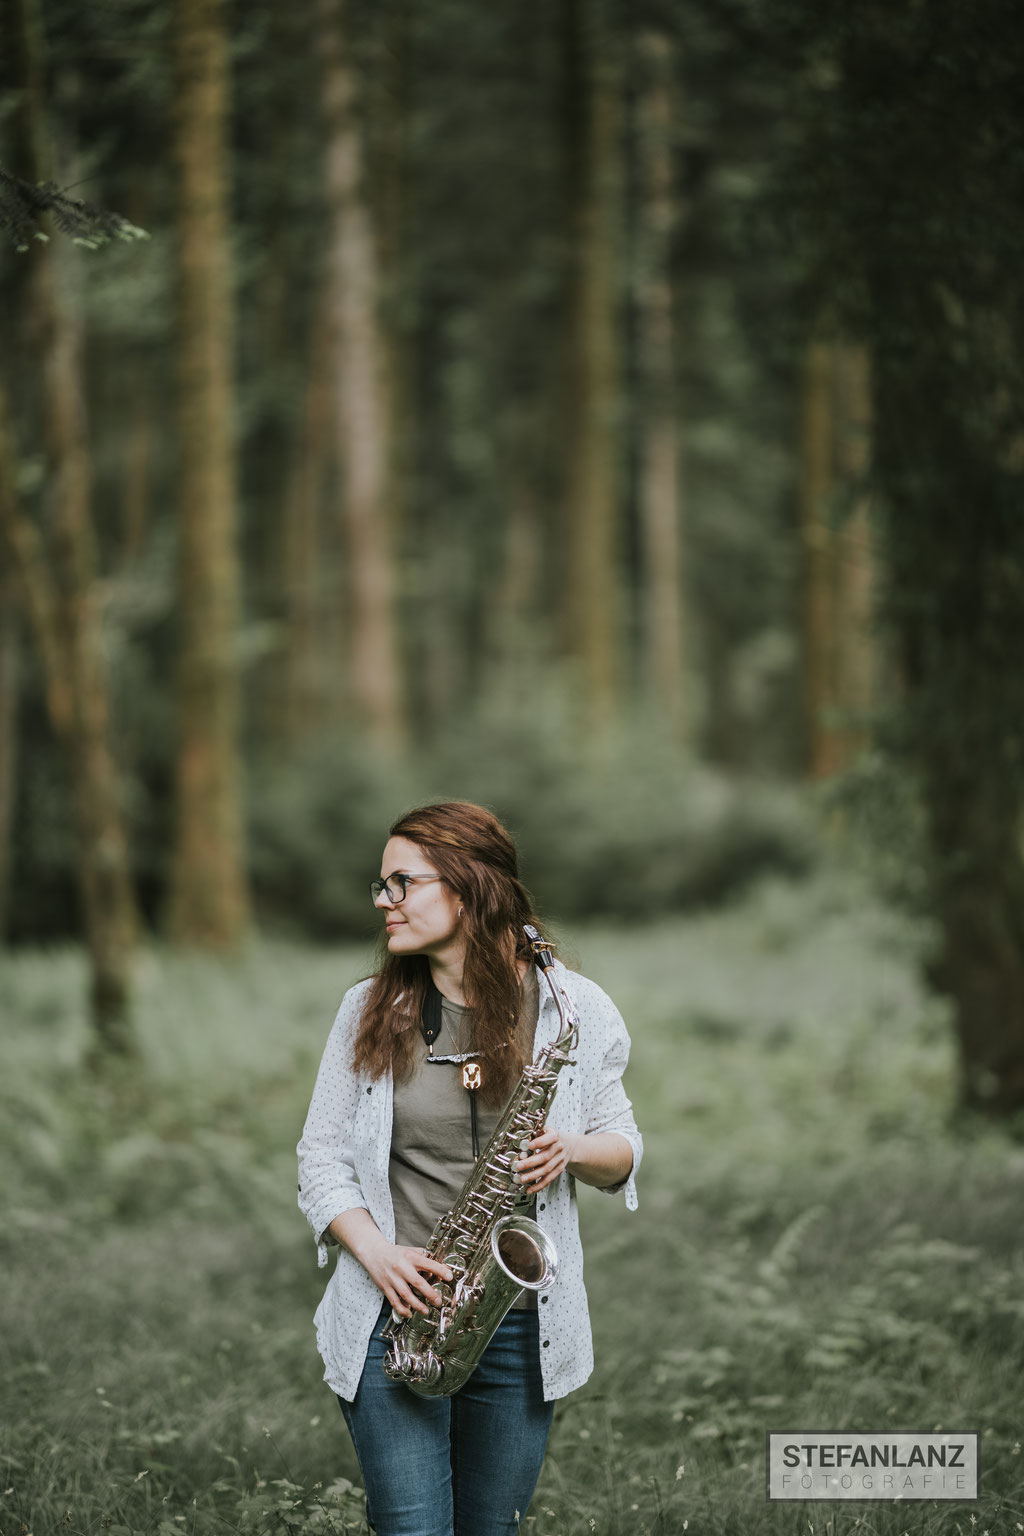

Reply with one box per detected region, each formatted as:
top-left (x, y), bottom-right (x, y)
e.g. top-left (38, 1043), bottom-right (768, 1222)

top-left (421, 975), bottom-right (444, 1050)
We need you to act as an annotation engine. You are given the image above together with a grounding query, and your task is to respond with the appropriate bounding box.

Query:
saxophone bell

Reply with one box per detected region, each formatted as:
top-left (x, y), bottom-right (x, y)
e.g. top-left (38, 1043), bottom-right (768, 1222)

top-left (492, 1213), bottom-right (558, 1292)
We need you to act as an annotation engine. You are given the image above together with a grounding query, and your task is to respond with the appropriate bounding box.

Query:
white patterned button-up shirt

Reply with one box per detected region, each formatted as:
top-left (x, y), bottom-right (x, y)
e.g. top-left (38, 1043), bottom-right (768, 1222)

top-left (297, 961), bottom-right (643, 1402)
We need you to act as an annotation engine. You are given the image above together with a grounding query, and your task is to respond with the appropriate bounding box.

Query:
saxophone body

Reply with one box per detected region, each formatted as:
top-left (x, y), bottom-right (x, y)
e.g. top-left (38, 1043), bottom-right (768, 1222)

top-left (381, 924), bottom-right (579, 1397)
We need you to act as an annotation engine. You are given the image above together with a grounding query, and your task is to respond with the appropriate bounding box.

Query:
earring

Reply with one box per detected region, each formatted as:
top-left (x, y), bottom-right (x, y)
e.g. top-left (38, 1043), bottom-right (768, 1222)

top-left (458, 906), bottom-right (464, 918)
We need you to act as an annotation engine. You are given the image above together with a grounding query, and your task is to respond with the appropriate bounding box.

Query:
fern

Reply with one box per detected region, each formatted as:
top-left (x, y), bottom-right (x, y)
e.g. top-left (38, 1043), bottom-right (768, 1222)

top-left (0, 165), bottom-right (149, 251)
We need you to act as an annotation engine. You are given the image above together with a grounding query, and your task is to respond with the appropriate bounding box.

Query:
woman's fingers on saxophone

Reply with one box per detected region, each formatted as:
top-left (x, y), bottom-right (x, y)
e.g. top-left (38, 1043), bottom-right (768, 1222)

top-left (515, 1129), bottom-right (576, 1191)
top-left (411, 1253), bottom-right (454, 1308)
top-left (413, 1251), bottom-right (454, 1285)
top-left (388, 1286), bottom-right (415, 1318)
top-left (378, 1266), bottom-right (418, 1317)
top-left (393, 1274), bottom-right (432, 1316)
top-left (400, 1258), bottom-right (440, 1310)
top-left (381, 1265), bottom-right (421, 1317)
top-left (381, 1247), bottom-right (450, 1315)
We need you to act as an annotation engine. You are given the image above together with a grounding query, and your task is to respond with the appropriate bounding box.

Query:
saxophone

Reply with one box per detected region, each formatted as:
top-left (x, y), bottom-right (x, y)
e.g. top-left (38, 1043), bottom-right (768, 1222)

top-left (381, 923), bottom-right (580, 1397)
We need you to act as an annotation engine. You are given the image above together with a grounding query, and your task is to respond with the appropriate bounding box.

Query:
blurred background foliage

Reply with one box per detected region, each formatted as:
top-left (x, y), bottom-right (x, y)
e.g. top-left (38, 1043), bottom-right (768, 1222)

top-left (1, 0), bottom-right (1024, 1093)
top-left (0, 0), bottom-right (829, 948)
top-left (4, 2), bottom-right (1024, 1530)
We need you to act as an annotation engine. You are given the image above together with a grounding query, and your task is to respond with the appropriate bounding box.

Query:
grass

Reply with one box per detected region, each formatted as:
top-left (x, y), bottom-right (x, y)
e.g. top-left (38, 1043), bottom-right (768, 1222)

top-left (2, 868), bottom-right (1023, 1536)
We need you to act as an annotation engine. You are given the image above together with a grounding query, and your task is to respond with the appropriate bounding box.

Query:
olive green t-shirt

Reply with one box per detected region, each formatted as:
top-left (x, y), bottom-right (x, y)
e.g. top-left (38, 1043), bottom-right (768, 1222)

top-left (389, 966), bottom-right (541, 1310)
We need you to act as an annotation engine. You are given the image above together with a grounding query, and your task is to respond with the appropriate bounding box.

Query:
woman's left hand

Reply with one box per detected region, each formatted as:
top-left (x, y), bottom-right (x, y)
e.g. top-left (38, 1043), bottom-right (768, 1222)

top-left (514, 1129), bottom-right (581, 1194)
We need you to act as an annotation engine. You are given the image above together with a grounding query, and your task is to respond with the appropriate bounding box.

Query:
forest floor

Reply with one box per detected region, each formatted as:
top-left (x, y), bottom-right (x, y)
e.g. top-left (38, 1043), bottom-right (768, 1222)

top-left (2, 870), bottom-right (1022, 1536)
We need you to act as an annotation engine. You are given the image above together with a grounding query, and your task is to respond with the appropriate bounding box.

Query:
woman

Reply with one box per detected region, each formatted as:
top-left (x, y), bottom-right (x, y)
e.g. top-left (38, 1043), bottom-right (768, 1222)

top-left (297, 801), bottom-right (642, 1536)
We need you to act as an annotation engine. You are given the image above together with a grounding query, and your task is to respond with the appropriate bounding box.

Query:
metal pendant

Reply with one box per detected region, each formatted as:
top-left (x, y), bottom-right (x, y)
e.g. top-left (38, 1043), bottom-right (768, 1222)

top-left (462, 1061), bottom-right (482, 1091)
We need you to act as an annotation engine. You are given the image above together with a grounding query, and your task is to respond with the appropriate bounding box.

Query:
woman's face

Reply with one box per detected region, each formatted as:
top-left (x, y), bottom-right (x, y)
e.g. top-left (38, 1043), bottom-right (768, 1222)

top-left (375, 836), bottom-right (464, 960)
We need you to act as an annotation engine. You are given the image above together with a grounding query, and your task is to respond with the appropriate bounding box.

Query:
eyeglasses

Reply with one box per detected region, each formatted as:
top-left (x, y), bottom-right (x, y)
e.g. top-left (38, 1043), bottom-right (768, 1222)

top-left (369, 872), bottom-right (444, 905)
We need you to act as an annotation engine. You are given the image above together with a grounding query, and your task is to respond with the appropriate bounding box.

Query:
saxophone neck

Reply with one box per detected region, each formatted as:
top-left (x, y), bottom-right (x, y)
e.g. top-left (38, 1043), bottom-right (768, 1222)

top-left (523, 922), bottom-right (580, 1048)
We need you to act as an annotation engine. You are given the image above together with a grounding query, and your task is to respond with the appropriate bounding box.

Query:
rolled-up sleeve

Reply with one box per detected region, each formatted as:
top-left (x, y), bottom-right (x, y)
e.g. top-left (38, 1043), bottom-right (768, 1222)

top-left (584, 1002), bottom-right (643, 1211)
top-left (297, 981), bottom-right (373, 1266)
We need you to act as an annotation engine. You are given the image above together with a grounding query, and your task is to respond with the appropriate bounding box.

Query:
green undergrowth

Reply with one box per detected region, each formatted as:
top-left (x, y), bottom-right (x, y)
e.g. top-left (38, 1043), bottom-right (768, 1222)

top-left (2, 869), bottom-right (1023, 1536)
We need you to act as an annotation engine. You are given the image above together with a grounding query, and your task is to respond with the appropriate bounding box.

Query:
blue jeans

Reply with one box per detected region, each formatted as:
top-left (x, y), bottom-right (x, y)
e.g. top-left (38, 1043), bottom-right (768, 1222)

top-left (338, 1303), bottom-right (554, 1536)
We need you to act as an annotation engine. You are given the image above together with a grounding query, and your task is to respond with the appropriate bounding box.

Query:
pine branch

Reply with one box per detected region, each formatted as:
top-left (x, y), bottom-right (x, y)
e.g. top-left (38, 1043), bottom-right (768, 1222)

top-left (0, 165), bottom-right (149, 251)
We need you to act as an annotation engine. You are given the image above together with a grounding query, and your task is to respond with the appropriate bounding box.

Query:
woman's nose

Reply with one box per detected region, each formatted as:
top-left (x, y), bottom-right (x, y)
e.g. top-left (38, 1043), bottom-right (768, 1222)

top-left (375, 886), bottom-right (395, 909)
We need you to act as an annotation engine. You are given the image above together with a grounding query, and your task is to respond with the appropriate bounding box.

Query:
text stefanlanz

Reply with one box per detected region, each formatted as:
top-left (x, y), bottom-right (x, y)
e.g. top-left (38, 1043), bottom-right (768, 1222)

top-left (781, 1444), bottom-right (968, 1469)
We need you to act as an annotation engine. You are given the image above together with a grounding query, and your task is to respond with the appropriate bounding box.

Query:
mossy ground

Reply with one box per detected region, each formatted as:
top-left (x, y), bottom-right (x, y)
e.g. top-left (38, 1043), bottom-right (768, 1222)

top-left (2, 872), bottom-right (1021, 1536)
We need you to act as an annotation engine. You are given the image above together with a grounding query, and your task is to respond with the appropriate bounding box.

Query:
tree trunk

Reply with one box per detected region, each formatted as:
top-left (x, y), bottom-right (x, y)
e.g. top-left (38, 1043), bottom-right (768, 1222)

top-left (561, 0), bottom-right (622, 724)
top-left (280, 282), bottom-right (333, 743)
top-left (834, 343), bottom-right (874, 755)
top-left (0, 569), bottom-right (18, 940)
top-left (0, 337), bottom-right (139, 1047)
top-left (799, 335), bottom-right (841, 778)
top-left (167, 0), bottom-right (250, 946)
top-left (634, 27), bottom-right (685, 737)
top-left (800, 334), bottom-right (876, 779)
top-left (2, 0), bottom-right (139, 1048)
top-left (482, 424), bottom-right (544, 713)
top-left (811, 0), bottom-right (1024, 1114)
top-left (318, 0), bottom-right (404, 748)
top-left (872, 295), bottom-right (1024, 1114)
top-left (45, 266), bottom-right (141, 1034)
top-left (0, 386), bottom-right (73, 734)
top-left (120, 392), bottom-right (151, 569)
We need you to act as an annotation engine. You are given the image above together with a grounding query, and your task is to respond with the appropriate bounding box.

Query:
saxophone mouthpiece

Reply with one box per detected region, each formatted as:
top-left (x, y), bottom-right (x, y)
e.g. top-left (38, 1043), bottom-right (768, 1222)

top-left (524, 922), bottom-right (555, 971)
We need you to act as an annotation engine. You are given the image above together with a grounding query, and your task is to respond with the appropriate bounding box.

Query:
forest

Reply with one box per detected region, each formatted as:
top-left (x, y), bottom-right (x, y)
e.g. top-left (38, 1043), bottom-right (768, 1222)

top-left (3, 0), bottom-right (1024, 1530)
top-left (3, 0), bottom-right (1024, 1112)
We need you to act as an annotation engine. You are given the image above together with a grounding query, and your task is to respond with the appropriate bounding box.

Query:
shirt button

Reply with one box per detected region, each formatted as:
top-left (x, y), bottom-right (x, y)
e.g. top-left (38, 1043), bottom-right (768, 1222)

top-left (541, 1295), bottom-right (548, 1304)
top-left (542, 1339), bottom-right (550, 1347)
top-left (539, 1203), bottom-right (546, 1212)
top-left (366, 1086), bottom-right (372, 1095)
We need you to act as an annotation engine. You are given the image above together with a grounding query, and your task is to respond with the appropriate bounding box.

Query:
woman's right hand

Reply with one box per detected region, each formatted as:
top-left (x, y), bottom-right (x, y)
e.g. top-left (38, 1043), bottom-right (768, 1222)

top-left (328, 1209), bottom-right (453, 1317)
top-left (362, 1241), bottom-right (454, 1318)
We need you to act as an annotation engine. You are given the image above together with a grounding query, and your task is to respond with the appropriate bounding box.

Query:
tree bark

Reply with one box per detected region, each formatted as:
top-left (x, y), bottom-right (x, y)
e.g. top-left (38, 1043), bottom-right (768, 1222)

top-left (318, 0), bottom-right (404, 748)
top-left (799, 335), bottom-right (841, 778)
top-left (872, 295), bottom-right (1024, 1114)
top-left (0, 568), bottom-right (19, 941)
top-left (2, 0), bottom-right (139, 1047)
top-left (167, 0), bottom-right (250, 946)
top-left (813, 0), bottom-right (1024, 1114)
top-left (561, 0), bottom-right (622, 724)
top-left (279, 281), bottom-right (333, 743)
top-left (799, 334), bottom-right (876, 778)
top-left (834, 343), bottom-right (874, 755)
top-left (482, 423), bottom-right (544, 713)
top-left (0, 388), bottom-right (72, 734)
top-left (120, 392), bottom-right (151, 569)
top-left (634, 28), bottom-right (685, 737)
top-left (0, 331), bottom-right (140, 1047)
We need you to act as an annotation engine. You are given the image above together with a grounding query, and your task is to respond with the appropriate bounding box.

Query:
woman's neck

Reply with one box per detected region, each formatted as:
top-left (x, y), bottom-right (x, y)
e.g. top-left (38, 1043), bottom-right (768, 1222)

top-left (428, 950), bottom-right (470, 1006)
top-left (429, 951), bottom-right (530, 1006)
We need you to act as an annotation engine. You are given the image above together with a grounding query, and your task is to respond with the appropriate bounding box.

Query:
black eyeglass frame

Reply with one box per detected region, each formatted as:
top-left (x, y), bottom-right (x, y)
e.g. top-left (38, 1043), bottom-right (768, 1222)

top-left (369, 872), bottom-right (444, 905)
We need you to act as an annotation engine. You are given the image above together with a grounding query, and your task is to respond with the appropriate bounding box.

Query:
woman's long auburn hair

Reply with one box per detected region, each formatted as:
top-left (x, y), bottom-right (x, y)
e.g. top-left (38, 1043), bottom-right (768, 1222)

top-left (352, 801), bottom-right (541, 1105)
